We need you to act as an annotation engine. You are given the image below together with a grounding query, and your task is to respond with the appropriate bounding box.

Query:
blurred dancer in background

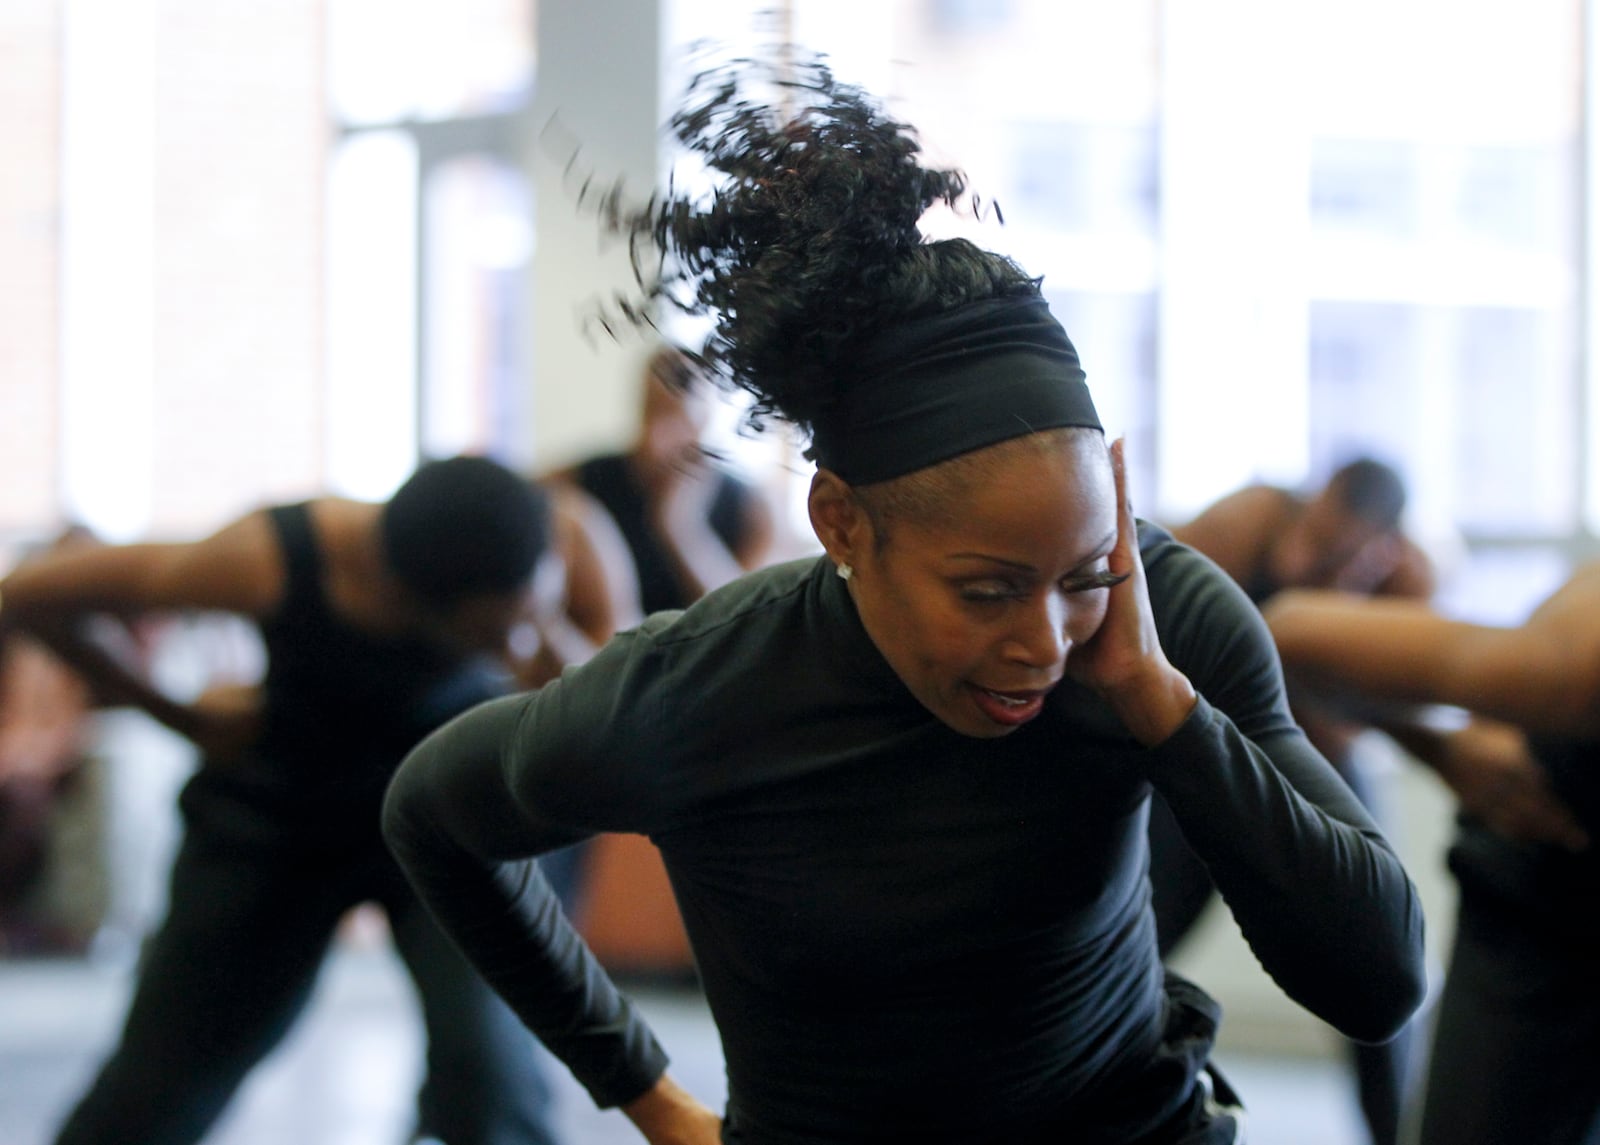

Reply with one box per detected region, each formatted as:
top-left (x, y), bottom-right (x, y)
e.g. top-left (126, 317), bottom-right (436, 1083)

top-left (1, 456), bottom-right (620, 1145)
top-left (549, 346), bottom-right (776, 615)
top-left (1268, 570), bottom-right (1595, 1145)
top-left (0, 527), bottom-right (101, 956)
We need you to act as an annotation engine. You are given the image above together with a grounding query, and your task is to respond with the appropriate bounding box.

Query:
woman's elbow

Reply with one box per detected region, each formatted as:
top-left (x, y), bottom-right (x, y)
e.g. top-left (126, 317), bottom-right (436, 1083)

top-left (1344, 909), bottom-right (1428, 1044)
top-left (381, 745), bottom-right (435, 869)
top-left (1345, 966), bottom-right (1427, 1045)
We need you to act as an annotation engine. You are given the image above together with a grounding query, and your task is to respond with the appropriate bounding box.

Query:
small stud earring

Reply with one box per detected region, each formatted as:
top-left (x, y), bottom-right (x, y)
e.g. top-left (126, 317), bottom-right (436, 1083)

top-left (836, 562), bottom-right (853, 581)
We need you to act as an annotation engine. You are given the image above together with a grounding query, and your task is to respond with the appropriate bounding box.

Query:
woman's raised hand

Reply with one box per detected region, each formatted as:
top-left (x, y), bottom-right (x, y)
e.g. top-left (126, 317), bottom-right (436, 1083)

top-left (1067, 438), bottom-right (1197, 747)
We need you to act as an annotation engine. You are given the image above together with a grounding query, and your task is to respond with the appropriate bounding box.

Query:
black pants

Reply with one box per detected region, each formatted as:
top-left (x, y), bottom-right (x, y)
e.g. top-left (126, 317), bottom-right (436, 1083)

top-left (54, 771), bottom-right (564, 1145)
top-left (1417, 887), bottom-right (1600, 1145)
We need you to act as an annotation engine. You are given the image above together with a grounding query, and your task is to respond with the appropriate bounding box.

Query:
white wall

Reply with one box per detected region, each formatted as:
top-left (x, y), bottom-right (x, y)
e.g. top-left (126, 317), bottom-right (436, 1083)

top-left (527, 0), bottom-right (664, 469)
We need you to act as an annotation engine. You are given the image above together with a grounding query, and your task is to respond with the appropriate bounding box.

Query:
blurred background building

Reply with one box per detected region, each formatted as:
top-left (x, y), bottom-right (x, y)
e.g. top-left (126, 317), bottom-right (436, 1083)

top-left (8, 0), bottom-right (1589, 607)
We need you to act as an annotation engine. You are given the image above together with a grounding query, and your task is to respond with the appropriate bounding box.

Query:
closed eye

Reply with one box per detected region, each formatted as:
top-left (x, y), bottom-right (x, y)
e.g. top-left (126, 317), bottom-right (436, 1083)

top-left (1061, 570), bottom-right (1130, 594)
top-left (958, 579), bottom-right (1028, 604)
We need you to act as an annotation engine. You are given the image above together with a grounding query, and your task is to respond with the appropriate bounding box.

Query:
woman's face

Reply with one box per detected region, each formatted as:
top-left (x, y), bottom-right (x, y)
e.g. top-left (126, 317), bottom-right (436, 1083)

top-left (638, 372), bottom-right (710, 478)
top-left (837, 432), bottom-right (1120, 738)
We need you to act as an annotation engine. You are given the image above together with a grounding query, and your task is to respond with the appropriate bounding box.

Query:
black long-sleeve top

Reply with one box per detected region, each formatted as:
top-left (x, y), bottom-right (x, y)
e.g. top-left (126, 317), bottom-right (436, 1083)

top-left (383, 524), bottom-right (1426, 1143)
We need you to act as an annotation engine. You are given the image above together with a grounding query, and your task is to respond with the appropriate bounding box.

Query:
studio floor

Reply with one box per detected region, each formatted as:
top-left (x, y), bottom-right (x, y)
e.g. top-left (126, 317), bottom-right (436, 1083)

top-left (0, 941), bottom-right (1374, 1145)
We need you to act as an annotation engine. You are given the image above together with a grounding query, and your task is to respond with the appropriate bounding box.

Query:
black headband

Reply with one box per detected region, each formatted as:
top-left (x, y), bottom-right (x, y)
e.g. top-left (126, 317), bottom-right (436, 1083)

top-left (806, 293), bottom-right (1102, 485)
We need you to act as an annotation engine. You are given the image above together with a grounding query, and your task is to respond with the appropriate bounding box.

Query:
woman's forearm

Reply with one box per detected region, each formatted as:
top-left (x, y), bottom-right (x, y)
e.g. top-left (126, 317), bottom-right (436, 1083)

top-left (1147, 701), bottom-right (1427, 1043)
top-left (1265, 591), bottom-right (1472, 703)
top-left (9, 612), bottom-right (198, 739)
top-left (1267, 589), bottom-right (1600, 738)
top-left (382, 695), bottom-right (671, 1109)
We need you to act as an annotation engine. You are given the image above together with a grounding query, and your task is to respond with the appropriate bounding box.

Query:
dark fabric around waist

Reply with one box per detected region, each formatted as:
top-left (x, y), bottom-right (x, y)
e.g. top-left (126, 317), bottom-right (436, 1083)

top-left (717, 972), bottom-right (1236, 1145)
top-left (1088, 972), bottom-right (1235, 1145)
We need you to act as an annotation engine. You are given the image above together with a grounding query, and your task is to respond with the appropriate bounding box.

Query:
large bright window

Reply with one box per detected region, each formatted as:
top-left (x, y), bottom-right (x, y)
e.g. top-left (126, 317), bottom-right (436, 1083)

top-left (689, 0), bottom-right (1587, 621)
top-left (1, 0), bottom-right (1592, 623)
top-left (326, 0), bottom-right (538, 492)
top-left (0, 0), bottom-right (540, 567)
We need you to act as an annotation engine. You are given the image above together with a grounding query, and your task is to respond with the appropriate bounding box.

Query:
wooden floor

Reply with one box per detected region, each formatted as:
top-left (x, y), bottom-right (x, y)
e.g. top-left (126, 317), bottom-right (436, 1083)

top-left (0, 941), bottom-right (1373, 1145)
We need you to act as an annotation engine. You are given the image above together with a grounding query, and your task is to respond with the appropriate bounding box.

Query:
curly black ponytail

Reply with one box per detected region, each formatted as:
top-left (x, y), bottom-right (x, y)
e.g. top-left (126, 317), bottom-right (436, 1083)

top-left (607, 50), bottom-right (1038, 438)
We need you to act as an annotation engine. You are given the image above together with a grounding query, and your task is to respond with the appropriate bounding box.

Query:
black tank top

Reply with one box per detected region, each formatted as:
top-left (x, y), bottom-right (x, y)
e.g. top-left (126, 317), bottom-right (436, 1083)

top-left (246, 503), bottom-right (511, 816)
top-left (574, 453), bottom-right (753, 614)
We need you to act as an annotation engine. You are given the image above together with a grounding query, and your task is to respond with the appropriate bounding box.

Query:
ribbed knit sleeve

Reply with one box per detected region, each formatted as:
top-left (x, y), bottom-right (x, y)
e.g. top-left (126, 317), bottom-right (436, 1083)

top-left (382, 689), bottom-right (670, 1108)
top-left (1140, 527), bottom-right (1427, 1043)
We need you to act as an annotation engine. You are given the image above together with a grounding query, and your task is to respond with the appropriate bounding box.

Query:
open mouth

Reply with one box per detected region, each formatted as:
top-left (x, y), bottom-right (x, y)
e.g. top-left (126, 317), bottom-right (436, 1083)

top-left (969, 684), bottom-right (1052, 727)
